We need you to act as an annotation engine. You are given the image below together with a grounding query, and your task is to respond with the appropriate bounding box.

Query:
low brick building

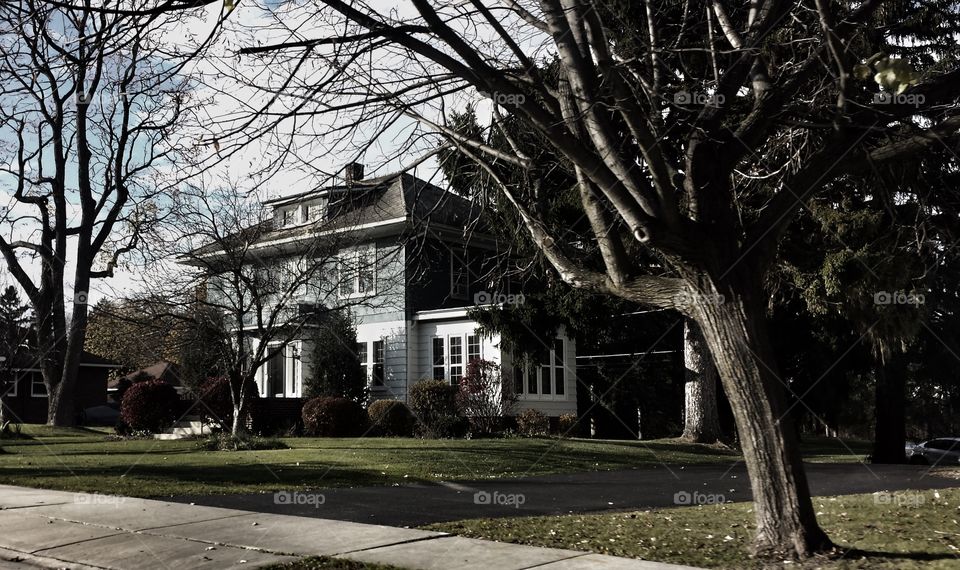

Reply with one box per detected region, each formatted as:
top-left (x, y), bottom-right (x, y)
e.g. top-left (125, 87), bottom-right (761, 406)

top-left (0, 352), bottom-right (119, 425)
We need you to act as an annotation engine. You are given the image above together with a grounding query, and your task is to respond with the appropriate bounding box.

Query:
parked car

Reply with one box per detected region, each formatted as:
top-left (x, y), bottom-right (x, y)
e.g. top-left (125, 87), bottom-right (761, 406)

top-left (905, 440), bottom-right (917, 460)
top-left (81, 404), bottom-right (121, 426)
top-left (909, 438), bottom-right (960, 465)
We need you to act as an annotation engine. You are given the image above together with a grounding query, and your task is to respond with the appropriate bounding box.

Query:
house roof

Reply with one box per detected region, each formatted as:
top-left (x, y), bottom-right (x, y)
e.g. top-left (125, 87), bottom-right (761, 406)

top-left (9, 350), bottom-right (119, 371)
top-left (108, 360), bottom-right (182, 390)
top-left (186, 172), bottom-right (489, 260)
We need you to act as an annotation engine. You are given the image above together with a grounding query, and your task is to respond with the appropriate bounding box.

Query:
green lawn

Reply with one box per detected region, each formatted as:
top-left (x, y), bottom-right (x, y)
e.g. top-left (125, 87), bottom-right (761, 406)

top-left (0, 425), bottom-right (868, 497)
top-left (426, 487), bottom-right (960, 569)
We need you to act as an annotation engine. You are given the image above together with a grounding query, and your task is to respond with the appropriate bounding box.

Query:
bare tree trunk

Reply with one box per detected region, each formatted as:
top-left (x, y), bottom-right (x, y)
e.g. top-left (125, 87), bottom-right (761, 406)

top-left (231, 404), bottom-right (243, 437)
top-left (681, 319), bottom-right (722, 443)
top-left (695, 285), bottom-right (830, 558)
top-left (871, 352), bottom-right (907, 463)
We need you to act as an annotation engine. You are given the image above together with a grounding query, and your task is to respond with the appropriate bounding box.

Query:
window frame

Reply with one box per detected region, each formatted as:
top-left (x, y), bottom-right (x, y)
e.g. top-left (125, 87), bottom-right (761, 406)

top-left (513, 339), bottom-right (568, 401)
top-left (432, 333), bottom-right (483, 385)
top-left (338, 244), bottom-right (377, 299)
top-left (263, 343), bottom-right (301, 398)
top-left (372, 340), bottom-right (385, 387)
top-left (30, 372), bottom-right (47, 398)
top-left (2, 373), bottom-right (17, 398)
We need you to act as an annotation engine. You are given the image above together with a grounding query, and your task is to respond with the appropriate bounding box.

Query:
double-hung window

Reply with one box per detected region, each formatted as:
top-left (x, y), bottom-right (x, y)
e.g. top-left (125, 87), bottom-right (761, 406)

top-left (2, 373), bottom-right (17, 398)
top-left (372, 340), bottom-right (385, 386)
top-left (31, 372), bottom-right (47, 397)
top-left (339, 245), bottom-right (376, 297)
top-left (263, 344), bottom-right (301, 398)
top-left (357, 342), bottom-right (369, 382)
top-left (358, 340), bottom-right (386, 387)
top-left (432, 338), bottom-right (445, 380)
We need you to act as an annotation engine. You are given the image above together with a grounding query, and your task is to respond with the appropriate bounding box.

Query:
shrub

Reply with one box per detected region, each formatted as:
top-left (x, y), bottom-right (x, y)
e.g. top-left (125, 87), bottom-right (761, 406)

top-left (408, 379), bottom-right (467, 438)
top-left (558, 413), bottom-right (581, 436)
top-left (516, 408), bottom-right (550, 437)
top-left (197, 432), bottom-right (289, 451)
top-left (120, 379), bottom-right (179, 433)
top-left (367, 400), bottom-right (416, 436)
top-left (457, 359), bottom-right (517, 436)
top-left (302, 396), bottom-right (369, 437)
top-left (422, 413), bottom-right (470, 439)
top-left (196, 376), bottom-right (260, 431)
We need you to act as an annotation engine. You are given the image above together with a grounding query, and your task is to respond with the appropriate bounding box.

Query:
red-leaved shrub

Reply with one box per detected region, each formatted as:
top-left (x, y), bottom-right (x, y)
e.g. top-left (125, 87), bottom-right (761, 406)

top-left (120, 379), bottom-right (179, 433)
top-left (197, 376), bottom-right (260, 430)
top-left (301, 396), bottom-right (369, 437)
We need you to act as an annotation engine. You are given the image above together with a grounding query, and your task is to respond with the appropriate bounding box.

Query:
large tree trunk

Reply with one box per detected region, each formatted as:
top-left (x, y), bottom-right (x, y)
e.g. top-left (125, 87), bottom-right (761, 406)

top-left (871, 352), bottom-right (907, 463)
top-left (681, 319), bottom-right (722, 443)
top-left (694, 283), bottom-right (831, 558)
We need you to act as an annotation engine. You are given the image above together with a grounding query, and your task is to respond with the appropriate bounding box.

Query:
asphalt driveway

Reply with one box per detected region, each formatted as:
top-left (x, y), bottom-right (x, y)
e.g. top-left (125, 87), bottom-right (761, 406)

top-left (170, 462), bottom-right (958, 527)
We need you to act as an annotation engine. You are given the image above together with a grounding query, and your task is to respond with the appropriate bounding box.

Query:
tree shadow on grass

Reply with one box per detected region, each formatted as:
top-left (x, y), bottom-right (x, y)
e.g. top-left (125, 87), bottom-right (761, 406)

top-left (830, 547), bottom-right (960, 564)
top-left (0, 462), bottom-right (423, 496)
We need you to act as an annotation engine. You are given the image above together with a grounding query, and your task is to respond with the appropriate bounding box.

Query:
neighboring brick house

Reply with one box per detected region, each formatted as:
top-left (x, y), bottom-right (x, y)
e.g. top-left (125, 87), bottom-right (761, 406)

top-left (0, 352), bottom-right (119, 424)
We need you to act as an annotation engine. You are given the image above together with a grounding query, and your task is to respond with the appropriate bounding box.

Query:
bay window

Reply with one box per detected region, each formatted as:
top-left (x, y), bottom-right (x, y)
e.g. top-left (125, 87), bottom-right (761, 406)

top-left (514, 339), bottom-right (567, 399)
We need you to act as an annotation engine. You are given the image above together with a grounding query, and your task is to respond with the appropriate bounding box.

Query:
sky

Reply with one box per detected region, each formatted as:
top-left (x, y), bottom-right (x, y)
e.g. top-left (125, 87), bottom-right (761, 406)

top-left (0, 0), bottom-right (533, 308)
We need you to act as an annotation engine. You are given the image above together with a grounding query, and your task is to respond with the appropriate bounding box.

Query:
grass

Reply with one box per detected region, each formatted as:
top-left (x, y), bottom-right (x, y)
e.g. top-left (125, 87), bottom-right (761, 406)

top-left (0, 424), bottom-right (871, 497)
top-left (425, 487), bottom-right (960, 569)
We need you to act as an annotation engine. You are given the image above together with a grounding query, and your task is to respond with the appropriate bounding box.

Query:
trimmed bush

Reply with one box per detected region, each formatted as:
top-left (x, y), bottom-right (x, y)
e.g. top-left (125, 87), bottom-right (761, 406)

top-left (302, 396), bottom-right (369, 437)
top-left (120, 379), bottom-right (179, 433)
top-left (516, 408), bottom-right (550, 437)
top-left (457, 359), bottom-right (516, 436)
top-left (197, 432), bottom-right (288, 451)
top-left (408, 379), bottom-right (467, 438)
top-left (558, 412), bottom-right (581, 436)
top-left (367, 400), bottom-right (416, 437)
top-left (196, 376), bottom-right (260, 431)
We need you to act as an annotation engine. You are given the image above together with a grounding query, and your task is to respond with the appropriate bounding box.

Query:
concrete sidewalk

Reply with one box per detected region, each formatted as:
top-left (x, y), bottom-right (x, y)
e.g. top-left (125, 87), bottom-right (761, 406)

top-left (0, 485), bottom-right (697, 570)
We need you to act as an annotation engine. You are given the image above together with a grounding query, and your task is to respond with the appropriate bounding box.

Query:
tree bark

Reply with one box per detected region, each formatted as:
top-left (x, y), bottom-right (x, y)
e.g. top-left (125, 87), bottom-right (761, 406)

top-left (681, 319), bottom-right (723, 443)
top-left (871, 352), bottom-right (907, 463)
top-left (694, 281), bottom-right (831, 558)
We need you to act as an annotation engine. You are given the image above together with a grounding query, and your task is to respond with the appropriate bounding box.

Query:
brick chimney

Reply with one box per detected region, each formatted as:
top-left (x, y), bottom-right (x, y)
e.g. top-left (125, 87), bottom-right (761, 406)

top-left (343, 162), bottom-right (364, 185)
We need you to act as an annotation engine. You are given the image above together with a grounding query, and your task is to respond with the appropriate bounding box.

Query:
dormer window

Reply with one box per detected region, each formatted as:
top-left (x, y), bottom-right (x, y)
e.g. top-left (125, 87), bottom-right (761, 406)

top-left (280, 207), bottom-right (297, 226)
top-left (302, 199), bottom-right (327, 223)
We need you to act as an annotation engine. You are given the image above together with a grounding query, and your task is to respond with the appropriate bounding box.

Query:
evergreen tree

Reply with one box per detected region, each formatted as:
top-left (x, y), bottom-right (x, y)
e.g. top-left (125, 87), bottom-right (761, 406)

top-left (0, 285), bottom-right (30, 429)
top-left (305, 310), bottom-right (366, 402)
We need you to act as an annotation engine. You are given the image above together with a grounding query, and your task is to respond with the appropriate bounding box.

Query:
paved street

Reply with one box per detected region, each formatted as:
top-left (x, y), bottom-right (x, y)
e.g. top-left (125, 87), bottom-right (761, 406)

top-left (172, 463), bottom-right (959, 527)
top-left (0, 484), bottom-right (695, 570)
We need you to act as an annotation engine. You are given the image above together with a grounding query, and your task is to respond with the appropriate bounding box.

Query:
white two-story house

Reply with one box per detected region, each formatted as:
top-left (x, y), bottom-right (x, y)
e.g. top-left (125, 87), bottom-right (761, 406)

top-left (201, 164), bottom-right (577, 422)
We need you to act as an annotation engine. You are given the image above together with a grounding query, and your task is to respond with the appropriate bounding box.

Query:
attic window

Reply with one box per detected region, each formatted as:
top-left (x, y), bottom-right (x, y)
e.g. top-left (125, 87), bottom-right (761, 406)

top-left (280, 207), bottom-right (298, 226)
top-left (302, 199), bottom-right (326, 223)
